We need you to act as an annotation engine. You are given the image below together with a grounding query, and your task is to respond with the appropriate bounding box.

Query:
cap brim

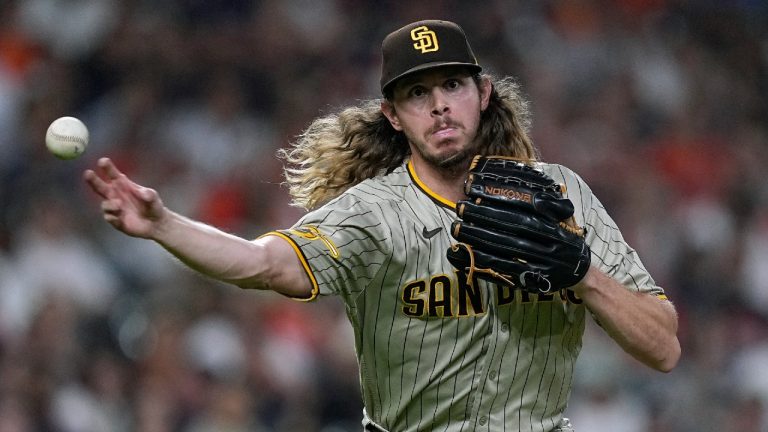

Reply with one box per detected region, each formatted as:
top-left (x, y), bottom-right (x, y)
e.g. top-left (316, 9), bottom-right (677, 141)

top-left (382, 62), bottom-right (482, 94)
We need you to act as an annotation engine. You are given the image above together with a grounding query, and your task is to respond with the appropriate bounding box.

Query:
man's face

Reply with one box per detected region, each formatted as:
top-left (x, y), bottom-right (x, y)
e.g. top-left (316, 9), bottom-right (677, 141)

top-left (382, 67), bottom-right (491, 170)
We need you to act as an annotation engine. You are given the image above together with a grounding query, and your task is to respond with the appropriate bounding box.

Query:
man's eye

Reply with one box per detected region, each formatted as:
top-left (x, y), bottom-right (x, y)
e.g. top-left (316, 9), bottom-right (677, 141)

top-left (445, 79), bottom-right (460, 89)
top-left (409, 87), bottom-right (426, 97)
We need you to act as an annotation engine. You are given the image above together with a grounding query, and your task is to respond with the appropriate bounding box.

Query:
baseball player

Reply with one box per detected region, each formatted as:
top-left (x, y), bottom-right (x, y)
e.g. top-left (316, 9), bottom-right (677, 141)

top-left (84, 20), bottom-right (680, 432)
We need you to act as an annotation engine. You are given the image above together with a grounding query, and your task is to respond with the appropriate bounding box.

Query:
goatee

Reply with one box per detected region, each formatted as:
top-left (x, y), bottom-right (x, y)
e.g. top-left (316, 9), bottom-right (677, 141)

top-left (431, 147), bottom-right (476, 178)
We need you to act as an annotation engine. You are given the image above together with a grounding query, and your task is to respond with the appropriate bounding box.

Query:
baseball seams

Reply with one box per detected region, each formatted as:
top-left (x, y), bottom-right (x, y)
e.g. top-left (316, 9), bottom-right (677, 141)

top-left (49, 131), bottom-right (87, 147)
top-left (267, 160), bottom-right (664, 431)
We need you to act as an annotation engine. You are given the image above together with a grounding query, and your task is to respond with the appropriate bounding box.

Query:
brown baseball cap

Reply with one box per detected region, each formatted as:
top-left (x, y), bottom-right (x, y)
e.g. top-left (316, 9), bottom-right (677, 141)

top-left (380, 20), bottom-right (482, 95)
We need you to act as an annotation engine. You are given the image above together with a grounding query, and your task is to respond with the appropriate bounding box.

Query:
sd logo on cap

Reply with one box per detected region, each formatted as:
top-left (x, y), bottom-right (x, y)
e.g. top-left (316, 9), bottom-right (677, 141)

top-left (380, 20), bottom-right (482, 95)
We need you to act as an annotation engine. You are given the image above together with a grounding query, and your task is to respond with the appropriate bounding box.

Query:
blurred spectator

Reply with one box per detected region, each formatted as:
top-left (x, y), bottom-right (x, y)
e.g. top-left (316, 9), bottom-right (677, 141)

top-left (10, 193), bottom-right (120, 336)
top-left (16, 0), bottom-right (119, 61)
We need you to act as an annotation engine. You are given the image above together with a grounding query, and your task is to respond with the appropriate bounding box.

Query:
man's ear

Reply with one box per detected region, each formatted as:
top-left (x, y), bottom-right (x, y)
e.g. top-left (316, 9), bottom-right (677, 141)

top-left (381, 101), bottom-right (402, 131)
top-left (479, 76), bottom-right (492, 111)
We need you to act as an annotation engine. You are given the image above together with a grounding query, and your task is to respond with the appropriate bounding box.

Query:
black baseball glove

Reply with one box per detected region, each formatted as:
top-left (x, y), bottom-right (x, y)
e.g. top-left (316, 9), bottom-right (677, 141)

top-left (447, 155), bottom-right (591, 294)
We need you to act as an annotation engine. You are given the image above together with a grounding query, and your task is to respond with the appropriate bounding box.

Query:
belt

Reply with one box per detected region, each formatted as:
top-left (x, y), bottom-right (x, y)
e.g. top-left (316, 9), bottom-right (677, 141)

top-left (364, 419), bottom-right (571, 432)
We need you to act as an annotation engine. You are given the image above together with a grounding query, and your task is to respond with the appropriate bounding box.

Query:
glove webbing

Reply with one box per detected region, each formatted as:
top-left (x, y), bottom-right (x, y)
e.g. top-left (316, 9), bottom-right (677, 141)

top-left (559, 218), bottom-right (586, 237)
top-left (450, 242), bottom-right (517, 289)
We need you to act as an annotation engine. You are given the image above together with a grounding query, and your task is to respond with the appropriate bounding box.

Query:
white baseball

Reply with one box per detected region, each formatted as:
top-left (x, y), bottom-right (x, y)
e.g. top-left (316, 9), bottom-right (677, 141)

top-left (45, 116), bottom-right (89, 160)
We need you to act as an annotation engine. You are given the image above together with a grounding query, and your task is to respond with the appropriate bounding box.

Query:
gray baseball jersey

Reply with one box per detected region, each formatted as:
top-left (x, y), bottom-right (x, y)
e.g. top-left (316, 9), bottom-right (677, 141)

top-left (264, 160), bottom-right (666, 432)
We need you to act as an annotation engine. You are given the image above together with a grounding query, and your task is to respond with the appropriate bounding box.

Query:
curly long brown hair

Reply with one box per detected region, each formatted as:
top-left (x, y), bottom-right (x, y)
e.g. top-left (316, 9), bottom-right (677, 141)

top-left (278, 75), bottom-right (538, 210)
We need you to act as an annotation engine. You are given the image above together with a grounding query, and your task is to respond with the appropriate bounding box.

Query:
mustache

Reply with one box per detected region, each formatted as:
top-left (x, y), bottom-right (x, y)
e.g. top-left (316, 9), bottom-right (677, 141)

top-left (427, 119), bottom-right (462, 135)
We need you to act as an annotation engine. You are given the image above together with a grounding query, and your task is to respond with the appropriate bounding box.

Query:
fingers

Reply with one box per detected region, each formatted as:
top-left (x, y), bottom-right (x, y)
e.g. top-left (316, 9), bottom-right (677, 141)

top-left (93, 157), bottom-right (155, 202)
top-left (84, 157), bottom-right (162, 227)
top-left (83, 157), bottom-right (136, 199)
top-left (83, 157), bottom-right (118, 197)
top-left (97, 157), bottom-right (123, 180)
top-left (83, 169), bottom-right (111, 199)
top-left (132, 185), bottom-right (156, 204)
top-left (101, 198), bottom-right (122, 214)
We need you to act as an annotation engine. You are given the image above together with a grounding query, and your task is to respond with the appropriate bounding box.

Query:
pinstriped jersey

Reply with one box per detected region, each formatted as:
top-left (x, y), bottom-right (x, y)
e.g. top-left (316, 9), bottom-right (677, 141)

top-left (265, 159), bottom-right (665, 432)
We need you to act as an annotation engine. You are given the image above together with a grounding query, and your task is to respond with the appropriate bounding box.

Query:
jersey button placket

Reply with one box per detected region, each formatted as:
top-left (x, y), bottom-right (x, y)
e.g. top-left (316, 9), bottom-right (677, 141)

top-left (475, 286), bottom-right (503, 429)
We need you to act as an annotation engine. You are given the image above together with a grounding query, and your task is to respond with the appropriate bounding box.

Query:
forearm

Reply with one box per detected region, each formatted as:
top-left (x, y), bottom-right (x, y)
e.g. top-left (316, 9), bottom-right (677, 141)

top-left (574, 267), bottom-right (681, 372)
top-left (151, 210), bottom-right (272, 289)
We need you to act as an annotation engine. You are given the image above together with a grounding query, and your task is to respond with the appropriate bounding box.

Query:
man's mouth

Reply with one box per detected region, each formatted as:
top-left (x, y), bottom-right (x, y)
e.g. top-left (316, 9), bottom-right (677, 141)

top-left (430, 121), bottom-right (461, 140)
top-left (432, 126), bottom-right (457, 139)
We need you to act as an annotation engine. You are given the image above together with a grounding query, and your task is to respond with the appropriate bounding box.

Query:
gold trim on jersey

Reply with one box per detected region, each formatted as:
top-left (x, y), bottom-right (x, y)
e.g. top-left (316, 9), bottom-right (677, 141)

top-left (289, 225), bottom-right (341, 260)
top-left (258, 231), bottom-right (320, 302)
top-left (407, 160), bottom-right (456, 209)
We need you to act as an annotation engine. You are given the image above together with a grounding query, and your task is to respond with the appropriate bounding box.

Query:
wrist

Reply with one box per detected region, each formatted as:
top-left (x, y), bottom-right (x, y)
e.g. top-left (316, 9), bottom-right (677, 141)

top-left (150, 207), bottom-right (177, 242)
top-left (571, 265), bottom-right (598, 298)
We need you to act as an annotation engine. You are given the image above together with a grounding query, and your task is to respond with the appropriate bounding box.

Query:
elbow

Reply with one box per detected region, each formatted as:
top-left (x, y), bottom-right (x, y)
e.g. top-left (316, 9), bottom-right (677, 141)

top-left (653, 337), bottom-right (681, 373)
top-left (653, 299), bottom-right (681, 373)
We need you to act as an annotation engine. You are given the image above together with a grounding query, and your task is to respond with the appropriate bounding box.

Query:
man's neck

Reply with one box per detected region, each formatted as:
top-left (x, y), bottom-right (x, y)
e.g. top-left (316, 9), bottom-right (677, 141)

top-left (410, 157), bottom-right (470, 203)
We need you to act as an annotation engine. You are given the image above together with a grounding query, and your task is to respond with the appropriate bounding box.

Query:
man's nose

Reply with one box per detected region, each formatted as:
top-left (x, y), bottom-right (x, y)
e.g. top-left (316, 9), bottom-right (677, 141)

top-left (430, 89), bottom-right (450, 116)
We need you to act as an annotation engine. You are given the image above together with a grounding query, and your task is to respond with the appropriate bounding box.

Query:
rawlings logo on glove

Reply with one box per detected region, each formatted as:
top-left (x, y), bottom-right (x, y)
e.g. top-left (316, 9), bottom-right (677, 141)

top-left (447, 155), bottom-right (591, 294)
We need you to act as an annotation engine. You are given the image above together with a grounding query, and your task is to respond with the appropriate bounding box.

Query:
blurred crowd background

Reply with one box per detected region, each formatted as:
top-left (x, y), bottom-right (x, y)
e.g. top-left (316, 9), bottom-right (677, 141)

top-left (0, 0), bottom-right (766, 431)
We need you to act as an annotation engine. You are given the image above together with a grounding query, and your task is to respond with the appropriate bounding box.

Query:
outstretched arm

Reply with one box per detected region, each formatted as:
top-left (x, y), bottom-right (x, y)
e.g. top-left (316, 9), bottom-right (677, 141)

top-left (573, 267), bottom-right (681, 372)
top-left (83, 157), bottom-right (312, 298)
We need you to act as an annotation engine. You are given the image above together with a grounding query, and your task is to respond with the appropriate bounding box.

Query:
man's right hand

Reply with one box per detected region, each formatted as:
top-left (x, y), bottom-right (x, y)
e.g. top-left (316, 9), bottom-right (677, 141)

top-left (83, 157), bottom-right (168, 239)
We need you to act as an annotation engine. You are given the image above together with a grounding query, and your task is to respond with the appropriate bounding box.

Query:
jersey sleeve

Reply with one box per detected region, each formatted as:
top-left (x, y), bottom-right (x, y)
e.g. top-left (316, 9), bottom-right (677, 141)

top-left (261, 193), bottom-right (393, 301)
top-left (549, 165), bottom-right (667, 299)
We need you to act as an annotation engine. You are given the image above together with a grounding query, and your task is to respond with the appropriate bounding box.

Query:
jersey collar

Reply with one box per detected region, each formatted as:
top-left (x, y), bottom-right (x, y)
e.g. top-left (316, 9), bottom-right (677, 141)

top-left (406, 160), bottom-right (457, 210)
